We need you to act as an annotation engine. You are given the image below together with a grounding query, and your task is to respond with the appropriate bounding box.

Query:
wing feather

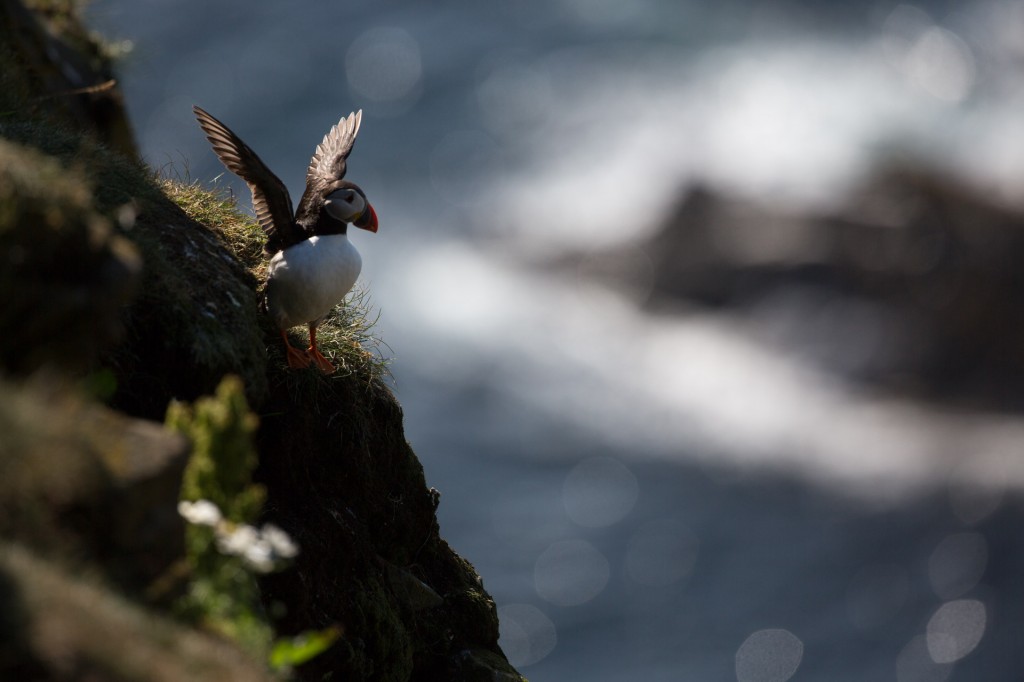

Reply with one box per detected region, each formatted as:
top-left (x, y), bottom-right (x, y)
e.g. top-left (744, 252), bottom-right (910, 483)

top-left (193, 105), bottom-right (302, 253)
top-left (305, 110), bottom-right (362, 185)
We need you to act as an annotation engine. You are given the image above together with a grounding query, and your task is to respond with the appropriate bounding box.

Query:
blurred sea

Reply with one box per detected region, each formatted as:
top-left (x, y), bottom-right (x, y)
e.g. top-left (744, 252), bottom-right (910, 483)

top-left (86, 1), bottom-right (1024, 679)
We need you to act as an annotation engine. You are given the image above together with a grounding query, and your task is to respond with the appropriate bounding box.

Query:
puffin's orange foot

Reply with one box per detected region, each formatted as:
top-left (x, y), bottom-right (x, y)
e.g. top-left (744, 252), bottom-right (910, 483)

top-left (286, 344), bottom-right (312, 369)
top-left (306, 323), bottom-right (335, 374)
top-left (281, 330), bottom-right (311, 369)
top-left (307, 347), bottom-right (335, 374)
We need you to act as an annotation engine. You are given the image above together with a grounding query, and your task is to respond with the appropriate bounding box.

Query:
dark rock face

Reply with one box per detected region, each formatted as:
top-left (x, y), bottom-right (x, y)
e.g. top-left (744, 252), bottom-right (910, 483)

top-left (257, 374), bottom-right (510, 681)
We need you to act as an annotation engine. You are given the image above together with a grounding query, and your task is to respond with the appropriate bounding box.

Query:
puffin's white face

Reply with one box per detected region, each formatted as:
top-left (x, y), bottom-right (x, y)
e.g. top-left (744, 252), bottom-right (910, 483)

top-left (324, 188), bottom-right (367, 222)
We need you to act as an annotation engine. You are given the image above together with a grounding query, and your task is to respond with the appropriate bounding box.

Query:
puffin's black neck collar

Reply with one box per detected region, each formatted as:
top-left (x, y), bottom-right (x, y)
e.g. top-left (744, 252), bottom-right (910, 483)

top-left (311, 211), bottom-right (348, 236)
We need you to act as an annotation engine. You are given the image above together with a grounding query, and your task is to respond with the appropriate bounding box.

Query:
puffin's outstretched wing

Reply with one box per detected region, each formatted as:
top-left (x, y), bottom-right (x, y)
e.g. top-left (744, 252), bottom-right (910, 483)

top-left (306, 109), bottom-right (362, 186)
top-left (294, 110), bottom-right (363, 224)
top-left (193, 105), bottom-right (302, 254)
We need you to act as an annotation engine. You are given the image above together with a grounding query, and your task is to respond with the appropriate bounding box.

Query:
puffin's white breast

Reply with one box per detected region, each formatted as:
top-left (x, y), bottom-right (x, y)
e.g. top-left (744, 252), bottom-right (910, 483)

top-left (265, 234), bottom-right (362, 329)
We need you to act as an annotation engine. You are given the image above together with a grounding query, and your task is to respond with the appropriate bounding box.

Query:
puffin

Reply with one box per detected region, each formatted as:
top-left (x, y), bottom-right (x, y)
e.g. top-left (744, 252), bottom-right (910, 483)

top-left (193, 105), bottom-right (378, 373)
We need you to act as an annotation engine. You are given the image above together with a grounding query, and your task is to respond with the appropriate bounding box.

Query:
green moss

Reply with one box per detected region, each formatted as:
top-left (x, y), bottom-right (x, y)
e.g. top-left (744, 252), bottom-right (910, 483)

top-left (170, 376), bottom-right (263, 520)
top-left (167, 377), bottom-right (272, 655)
top-left (269, 625), bottom-right (343, 673)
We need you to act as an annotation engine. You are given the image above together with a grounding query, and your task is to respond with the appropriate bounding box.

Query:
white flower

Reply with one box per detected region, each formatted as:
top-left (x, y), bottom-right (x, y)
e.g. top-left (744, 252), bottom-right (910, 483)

top-left (261, 524), bottom-right (299, 558)
top-left (183, 509), bottom-right (299, 572)
top-left (242, 540), bottom-right (275, 573)
top-left (177, 499), bottom-right (223, 527)
top-left (216, 523), bottom-right (259, 556)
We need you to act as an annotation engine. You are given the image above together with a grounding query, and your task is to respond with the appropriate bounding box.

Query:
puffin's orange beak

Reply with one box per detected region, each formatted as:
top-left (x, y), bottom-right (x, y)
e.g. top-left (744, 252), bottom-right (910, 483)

top-left (355, 203), bottom-right (378, 233)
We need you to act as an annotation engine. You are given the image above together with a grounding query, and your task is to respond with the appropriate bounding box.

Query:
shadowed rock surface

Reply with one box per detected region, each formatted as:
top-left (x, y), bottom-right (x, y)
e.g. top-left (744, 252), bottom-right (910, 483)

top-left (257, 373), bottom-right (513, 681)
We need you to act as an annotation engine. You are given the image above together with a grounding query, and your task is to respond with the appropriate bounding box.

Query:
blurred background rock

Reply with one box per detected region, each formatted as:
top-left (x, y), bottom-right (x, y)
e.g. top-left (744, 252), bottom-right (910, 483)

top-left (606, 165), bottom-right (1024, 410)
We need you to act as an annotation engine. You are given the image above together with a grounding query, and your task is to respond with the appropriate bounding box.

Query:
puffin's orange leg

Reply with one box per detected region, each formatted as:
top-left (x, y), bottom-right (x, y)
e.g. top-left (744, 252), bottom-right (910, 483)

top-left (306, 323), bottom-right (335, 374)
top-left (281, 329), bottom-right (311, 369)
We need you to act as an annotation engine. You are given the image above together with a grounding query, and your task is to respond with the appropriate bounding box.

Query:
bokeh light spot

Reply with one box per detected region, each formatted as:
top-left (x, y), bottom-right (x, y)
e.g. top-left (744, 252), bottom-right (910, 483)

top-left (345, 27), bottom-right (422, 110)
top-left (928, 532), bottom-right (987, 599)
top-left (948, 466), bottom-right (1005, 525)
top-left (497, 603), bottom-right (557, 668)
top-left (926, 599), bottom-right (987, 664)
top-left (881, 7), bottom-right (975, 102)
top-left (734, 629), bottom-right (804, 682)
top-left (534, 538), bottom-right (610, 606)
top-left (905, 27), bottom-right (974, 102)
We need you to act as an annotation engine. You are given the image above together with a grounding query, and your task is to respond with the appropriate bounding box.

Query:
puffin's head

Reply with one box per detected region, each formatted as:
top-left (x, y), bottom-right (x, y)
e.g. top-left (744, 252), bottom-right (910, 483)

top-left (324, 182), bottom-right (378, 233)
